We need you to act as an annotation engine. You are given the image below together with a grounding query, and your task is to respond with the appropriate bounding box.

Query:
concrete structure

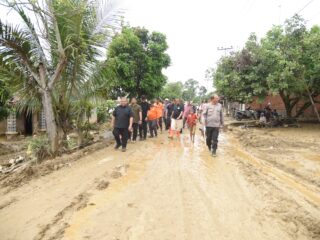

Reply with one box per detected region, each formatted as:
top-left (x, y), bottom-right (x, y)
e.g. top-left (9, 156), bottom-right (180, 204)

top-left (0, 109), bottom-right (46, 139)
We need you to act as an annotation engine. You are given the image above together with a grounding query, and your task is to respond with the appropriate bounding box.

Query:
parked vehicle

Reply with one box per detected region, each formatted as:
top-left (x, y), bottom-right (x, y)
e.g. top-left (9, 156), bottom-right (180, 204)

top-left (235, 109), bottom-right (257, 121)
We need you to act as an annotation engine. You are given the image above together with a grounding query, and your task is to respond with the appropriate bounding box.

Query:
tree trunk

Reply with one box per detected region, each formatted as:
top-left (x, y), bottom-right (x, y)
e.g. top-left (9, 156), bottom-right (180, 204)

top-left (42, 90), bottom-right (59, 154)
top-left (279, 91), bottom-right (292, 117)
top-left (294, 101), bottom-right (312, 118)
top-left (306, 88), bottom-right (320, 123)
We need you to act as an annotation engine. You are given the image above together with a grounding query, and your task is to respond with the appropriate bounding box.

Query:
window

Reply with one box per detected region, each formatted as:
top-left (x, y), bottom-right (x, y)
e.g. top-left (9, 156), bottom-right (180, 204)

top-left (39, 109), bottom-right (46, 130)
top-left (7, 111), bottom-right (17, 133)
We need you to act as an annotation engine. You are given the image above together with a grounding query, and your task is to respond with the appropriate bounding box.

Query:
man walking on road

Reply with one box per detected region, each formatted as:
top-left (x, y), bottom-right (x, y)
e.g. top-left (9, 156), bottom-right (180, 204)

top-left (169, 98), bottom-right (184, 139)
top-left (111, 97), bottom-right (133, 152)
top-left (155, 98), bottom-right (164, 132)
top-left (129, 97), bottom-right (142, 142)
top-left (203, 95), bottom-right (224, 157)
top-left (165, 99), bottom-right (174, 131)
top-left (139, 95), bottom-right (150, 140)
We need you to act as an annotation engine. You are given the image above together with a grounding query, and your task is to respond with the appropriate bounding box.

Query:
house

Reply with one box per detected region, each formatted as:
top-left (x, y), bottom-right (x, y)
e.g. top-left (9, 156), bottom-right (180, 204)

top-left (0, 108), bottom-right (46, 140)
top-left (0, 106), bottom-right (98, 140)
top-left (248, 95), bottom-right (320, 119)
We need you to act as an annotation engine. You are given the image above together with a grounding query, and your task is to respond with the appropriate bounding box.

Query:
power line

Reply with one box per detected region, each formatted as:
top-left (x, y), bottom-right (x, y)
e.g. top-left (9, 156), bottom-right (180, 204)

top-left (296, 0), bottom-right (315, 14)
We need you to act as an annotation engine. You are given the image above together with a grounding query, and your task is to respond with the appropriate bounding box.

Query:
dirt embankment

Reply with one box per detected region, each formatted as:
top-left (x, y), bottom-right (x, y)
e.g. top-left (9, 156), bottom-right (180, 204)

top-left (229, 124), bottom-right (320, 189)
top-left (0, 137), bottom-right (113, 193)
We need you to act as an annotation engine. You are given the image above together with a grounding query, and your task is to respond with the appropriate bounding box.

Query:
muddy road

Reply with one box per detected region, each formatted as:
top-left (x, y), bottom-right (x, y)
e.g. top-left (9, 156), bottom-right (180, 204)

top-left (0, 130), bottom-right (320, 240)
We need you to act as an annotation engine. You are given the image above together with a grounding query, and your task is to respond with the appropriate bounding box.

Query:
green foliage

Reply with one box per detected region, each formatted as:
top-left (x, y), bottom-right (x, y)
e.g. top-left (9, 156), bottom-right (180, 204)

top-left (182, 79), bottom-right (199, 101)
top-left (213, 15), bottom-right (320, 117)
top-left (0, 79), bottom-right (10, 121)
top-left (0, 0), bottom-right (122, 152)
top-left (160, 82), bottom-right (183, 100)
top-left (97, 100), bottom-right (116, 123)
top-left (106, 26), bottom-right (171, 98)
top-left (27, 135), bottom-right (52, 161)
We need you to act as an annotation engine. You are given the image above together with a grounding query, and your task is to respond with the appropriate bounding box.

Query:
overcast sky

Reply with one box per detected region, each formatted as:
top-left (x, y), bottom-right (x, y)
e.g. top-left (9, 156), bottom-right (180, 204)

top-left (1, 0), bottom-right (320, 91)
top-left (123, 0), bottom-right (320, 90)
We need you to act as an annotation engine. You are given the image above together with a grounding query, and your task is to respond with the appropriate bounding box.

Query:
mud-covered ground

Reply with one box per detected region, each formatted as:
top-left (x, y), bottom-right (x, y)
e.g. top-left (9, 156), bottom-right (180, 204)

top-left (230, 124), bottom-right (320, 189)
top-left (0, 126), bottom-right (319, 240)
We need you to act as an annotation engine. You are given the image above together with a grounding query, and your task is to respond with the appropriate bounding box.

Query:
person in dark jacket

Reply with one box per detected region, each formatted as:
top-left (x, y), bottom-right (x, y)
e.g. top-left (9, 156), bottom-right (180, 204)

top-left (139, 95), bottom-right (150, 140)
top-left (111, 97), bottom-right (133, 152)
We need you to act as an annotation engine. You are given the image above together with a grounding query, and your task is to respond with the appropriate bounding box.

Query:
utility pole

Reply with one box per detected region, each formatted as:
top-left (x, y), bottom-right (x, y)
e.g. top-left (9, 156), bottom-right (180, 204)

top-left (217, 46), bottom-right (233, 115)
top-left (217, 46), bottom-right (233, 56)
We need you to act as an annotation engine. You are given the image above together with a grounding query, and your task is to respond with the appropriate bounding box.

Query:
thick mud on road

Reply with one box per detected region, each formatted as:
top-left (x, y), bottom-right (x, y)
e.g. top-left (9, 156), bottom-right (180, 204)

top-left (0, 131), bottom-right (319, 240)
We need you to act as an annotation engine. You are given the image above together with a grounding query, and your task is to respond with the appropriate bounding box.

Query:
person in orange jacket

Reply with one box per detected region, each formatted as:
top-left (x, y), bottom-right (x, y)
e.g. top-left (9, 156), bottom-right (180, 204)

top-left (186, 108), bottom-right (198, 142)
top-left (155, 98), bottom-right (164, 132)
top-left (146, 101), bottom-right (158, 138)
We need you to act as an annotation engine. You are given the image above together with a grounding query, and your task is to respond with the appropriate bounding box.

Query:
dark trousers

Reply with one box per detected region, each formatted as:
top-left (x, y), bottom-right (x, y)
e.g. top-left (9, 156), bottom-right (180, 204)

top-left (148, 120), bottom-right (157, 137)
top-left (157, 117), bottom-right (163, 131)
top-left (113, 128), bottom-right (129, 148)
top-left (131, 123), bottom-right (139, 141)
top-left (183, 117), bottom-right (187, 128)
top-left (206, 127), bottom-right (220, 151)
top-left (139, 120), bottom-right (148, 139)
top-left (165, 117), bottom-right (171, 130)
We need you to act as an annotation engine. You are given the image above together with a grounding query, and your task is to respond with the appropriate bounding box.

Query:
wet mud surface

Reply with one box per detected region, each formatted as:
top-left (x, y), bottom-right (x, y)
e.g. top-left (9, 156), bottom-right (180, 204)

top-left (0, 128), bottom-right (319, 240)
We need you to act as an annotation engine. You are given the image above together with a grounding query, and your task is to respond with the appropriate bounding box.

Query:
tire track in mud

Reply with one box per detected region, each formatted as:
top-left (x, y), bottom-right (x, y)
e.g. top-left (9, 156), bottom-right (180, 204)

top-left (63, 141), bottom-right (163, 240)
top-left (228, 136), bottom-right (320, 207)
top-left (34, 192), bottom-right (90, 240)
top-left (232, 149), bottom-right (320, 239)
top-left (33, 167), bottom-right (117, 240)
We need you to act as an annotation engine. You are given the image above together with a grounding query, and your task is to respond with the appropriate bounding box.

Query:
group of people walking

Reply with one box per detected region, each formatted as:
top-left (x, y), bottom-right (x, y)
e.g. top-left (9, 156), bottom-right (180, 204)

top-left (111, 95), bottom-right (224, 157)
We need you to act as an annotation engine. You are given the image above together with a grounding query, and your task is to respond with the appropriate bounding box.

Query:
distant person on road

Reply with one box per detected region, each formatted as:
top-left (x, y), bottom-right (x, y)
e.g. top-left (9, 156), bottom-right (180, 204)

top-left (169, 98), bottom-right (184, 139)
top-left (203, 95), bottom-right (224, 157)
top-left (165, 99), bottom-right (174, 130)
top-left (199, 99), bottom-right (209, 139)
top-left (146, 101), bottom-right (158, 138)
top-left (264, 103), bottom-right (272, 122)
top-left (163, 98), bottom-right (170, 130)
top-left (187, 108), bottom-right (198, 142)
top-left (129, 97), bottom-right (142, 142)
top-left (259, 112), bottom-right (267, 126)
top-left (272, 109), bottom-right (279, 118)
top-left (111, 97), bottom-right (133, 152)
top-left (155, 98), bottom-right (164, 132)
top-left (183, 101), bottom-right (193, 128)
top-left (139, 95), bottom-right (150, 140)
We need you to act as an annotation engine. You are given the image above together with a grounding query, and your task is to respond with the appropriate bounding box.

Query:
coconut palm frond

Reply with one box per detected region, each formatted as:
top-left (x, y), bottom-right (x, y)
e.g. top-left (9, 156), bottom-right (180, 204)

top-left (12, 5), bottom-right (49, 66)
top-left (0, 20), bottom-right (41, 83)
top-left (15, 90), bottom-right (42, 116)
top-left (93, 0), bottom-right (124, 35)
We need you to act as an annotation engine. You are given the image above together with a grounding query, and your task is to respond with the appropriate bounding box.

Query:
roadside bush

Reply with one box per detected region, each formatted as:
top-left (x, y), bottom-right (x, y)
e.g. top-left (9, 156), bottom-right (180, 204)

top-left (27, 135), bottom-right (52, 161)
top-left (97, 100), bottom-right (116, 123)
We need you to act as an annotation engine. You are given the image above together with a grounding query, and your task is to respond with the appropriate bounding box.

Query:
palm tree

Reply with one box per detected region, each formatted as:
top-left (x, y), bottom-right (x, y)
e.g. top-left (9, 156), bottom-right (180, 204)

top-left (0, 0), bottom-right (122, 153)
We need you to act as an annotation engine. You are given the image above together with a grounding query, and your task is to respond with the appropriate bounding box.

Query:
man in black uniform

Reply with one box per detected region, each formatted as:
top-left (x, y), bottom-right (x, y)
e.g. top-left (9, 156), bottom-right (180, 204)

top-left (165, 99), bottom-right (174, 130)
top-left (111, 97), bottom-right (133, 152)
top-left (139, 95), bottom-right (150, 140)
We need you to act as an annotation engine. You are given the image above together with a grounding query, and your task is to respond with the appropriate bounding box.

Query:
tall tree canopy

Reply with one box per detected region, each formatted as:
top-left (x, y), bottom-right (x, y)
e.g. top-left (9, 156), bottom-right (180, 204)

top-left (214, 15), bottom-right (320, 118)
top-left (182, 78), bottom-right (199, 101)
top-left (160, 81), bottom-right (183, 100)
top-left (106, 26), bottom-right (171, 98)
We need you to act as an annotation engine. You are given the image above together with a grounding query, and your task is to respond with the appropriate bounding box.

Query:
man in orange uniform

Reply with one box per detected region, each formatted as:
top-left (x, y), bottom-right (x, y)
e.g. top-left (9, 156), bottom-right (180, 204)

top-left (146, 101), bottom-right (158, 138)
top-left (155, 98), bottom-right (164, 133)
